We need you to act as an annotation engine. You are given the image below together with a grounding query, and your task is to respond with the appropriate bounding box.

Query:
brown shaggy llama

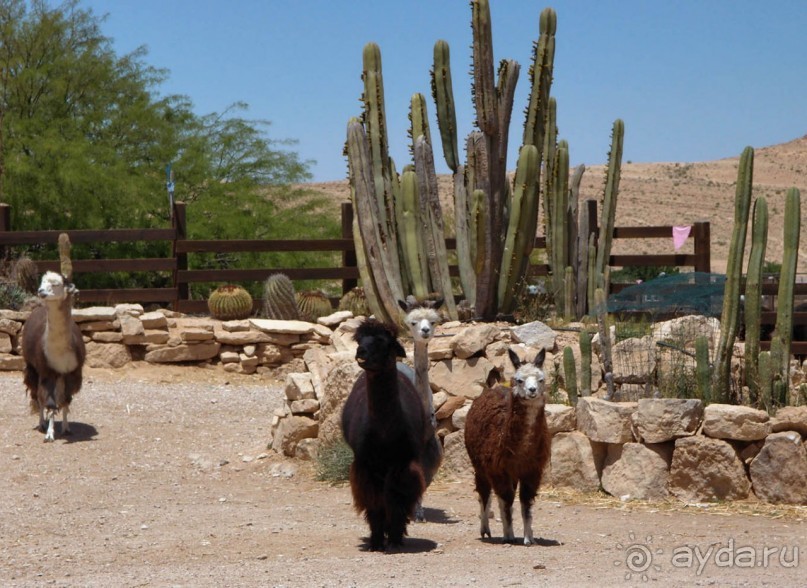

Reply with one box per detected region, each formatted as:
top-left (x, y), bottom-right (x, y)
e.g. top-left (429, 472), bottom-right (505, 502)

top-left (341, 318), bottom-right (435, 551)
top-left (21, 271), bottom-right (86, 442)
top-left (464, 347), bottom-right (549, 545)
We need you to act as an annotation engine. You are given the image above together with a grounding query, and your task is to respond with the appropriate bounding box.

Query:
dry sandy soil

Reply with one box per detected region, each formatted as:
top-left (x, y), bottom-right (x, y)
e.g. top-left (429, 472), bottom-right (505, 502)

top-left (1, 365), bottom-right (805, 588)
top-left (305, 134), bottom-right (807, 275)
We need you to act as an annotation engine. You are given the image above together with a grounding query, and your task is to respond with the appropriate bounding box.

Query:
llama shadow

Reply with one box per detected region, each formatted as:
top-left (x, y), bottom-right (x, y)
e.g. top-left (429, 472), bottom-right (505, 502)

top-left (480, 536), bottom-right (563, 547)
top-left (417, 507), bottom-right (458, 525)
top-left (357, 536), bottom-right (439, 554)
top-left (61, 422), bottom-right (98, 443)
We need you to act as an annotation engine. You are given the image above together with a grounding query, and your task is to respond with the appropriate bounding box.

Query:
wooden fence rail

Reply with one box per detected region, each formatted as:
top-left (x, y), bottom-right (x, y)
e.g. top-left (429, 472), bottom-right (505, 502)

top-left (2, 199), bottom-right (712, 314)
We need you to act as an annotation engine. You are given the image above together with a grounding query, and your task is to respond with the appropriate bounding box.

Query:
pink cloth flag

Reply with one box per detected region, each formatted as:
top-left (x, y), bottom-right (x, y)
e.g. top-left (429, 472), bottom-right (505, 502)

top-left (672, 225), bottom-right (691, 251)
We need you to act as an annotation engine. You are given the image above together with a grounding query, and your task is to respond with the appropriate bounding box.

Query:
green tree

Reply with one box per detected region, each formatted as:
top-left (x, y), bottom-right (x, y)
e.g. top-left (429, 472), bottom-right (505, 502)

top-left (0, 0), bottom-right (335, 294)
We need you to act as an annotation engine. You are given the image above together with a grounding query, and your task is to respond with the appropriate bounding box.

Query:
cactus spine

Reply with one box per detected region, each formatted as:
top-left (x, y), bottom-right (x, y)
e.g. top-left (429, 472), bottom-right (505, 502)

top-left (769, 187), bottom-right (801, 407)
top-left (339, 286), bottom-right (371, 317)
top-left (11, 255), bottom-right (39, 294)
top-left (208, 285), bottom-right (253, 321)
top-left (263, 273), bottom-right (299, 320)
top-left (713, 147), bottom-right (754, 403)
top-left (744, 196), bottom-right (768, 403)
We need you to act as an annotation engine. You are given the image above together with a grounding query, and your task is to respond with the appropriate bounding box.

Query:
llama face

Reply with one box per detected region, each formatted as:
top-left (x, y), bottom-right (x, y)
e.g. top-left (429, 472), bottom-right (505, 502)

top-left (354, 319), bottom-right (406, 371)
top-left (508, 348), bottom-right (546, 403)
top-left (37, 271), bottom-right (75, 301)
top-left (405, 308), bottom-right (441, 342)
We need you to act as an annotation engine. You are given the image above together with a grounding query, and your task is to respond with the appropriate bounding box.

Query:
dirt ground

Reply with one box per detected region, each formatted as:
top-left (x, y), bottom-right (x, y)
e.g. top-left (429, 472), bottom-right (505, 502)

top-left (1, 365), bottom-right (805, 588)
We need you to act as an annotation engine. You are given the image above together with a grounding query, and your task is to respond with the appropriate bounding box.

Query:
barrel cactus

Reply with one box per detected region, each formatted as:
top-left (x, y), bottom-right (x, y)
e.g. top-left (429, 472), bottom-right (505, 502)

top-left (263, 273), bottom-right (299, 320)
top-left (296, 290), bottom-right (333, 323)
top-left (11, 255), bottom-right (39, 294)
top-left (339, 286), bottom-right (371, 317)
top-left (208, 285), bottom-right (253, 321)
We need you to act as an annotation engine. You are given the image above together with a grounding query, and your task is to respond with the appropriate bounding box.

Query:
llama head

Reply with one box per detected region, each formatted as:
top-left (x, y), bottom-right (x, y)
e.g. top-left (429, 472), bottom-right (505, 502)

top-left (37, 271), bottom-right (77, 301)
top-left (354, 318), bottom-right (406, 371)
top-left (398, 296), bottom-right (444, 342)
top-left (507, 347), bottom-right (546, 403)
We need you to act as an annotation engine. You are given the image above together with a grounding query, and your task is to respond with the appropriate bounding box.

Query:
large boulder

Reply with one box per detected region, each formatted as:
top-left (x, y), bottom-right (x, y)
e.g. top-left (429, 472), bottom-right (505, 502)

top-left (749, 432), bottom-right (807, 505)
top-left (576, 397), bottom-right (637, 443)
top-left (633, 398), bottom-right (704, 443)
top-left (702, 404), bottom-right (771, 441)
top-left (601, 442), bottom-right (672, 501)
top-left (548, 431), bottom-right (604, 492)
top-left (669, 436), bottom-right (750, 502)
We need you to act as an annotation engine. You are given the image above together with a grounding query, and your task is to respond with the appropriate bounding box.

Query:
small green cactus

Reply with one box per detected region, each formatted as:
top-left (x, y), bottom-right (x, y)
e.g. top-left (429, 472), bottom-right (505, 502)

top-left (263, 273), bottom-right (299, 320)
top-left (579, 329), bottom-right (592, 396)
top-left (338, 287), bottom-right (371, 317)
top-left (0, 278), bottom-right (28, 310)
top-left (208, 285), bottom-right (253, 321)
top-left (296, 290), bottom-right (333, 323)
top-left (563, 346), bottom-right (578, 406)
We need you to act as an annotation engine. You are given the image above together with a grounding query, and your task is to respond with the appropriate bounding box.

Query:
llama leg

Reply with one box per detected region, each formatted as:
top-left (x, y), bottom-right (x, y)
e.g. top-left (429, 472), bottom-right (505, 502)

top-left (493, 480), bottom-right (516, 542)
top-left (474, 473), bottom-right (492, 538)
top-left (62, 405), bottom-right (71, 435)
top-left (366, 508), bottom-right (386, 551)
top-left (44, 413), bottom-right (56, 442)
top-left (414, 498), bottom-right (425, 523)
top-left (519, 480), bottom-right (538, 545)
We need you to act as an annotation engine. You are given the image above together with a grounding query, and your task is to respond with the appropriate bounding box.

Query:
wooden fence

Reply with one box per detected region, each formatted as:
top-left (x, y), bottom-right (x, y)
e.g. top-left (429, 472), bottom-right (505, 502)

top-left (1, 200), bottom-right (713, 312)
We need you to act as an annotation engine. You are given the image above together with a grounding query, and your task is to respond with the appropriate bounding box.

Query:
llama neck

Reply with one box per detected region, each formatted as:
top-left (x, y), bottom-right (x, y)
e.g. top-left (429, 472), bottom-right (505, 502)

top-left (502, 397), bottom-right (545, 448)
top-left (43, 298), bottom-right (79, 373)
top-left (365, 369), bottom-right (402, 414)
top-left (412, 340), bottom-right (433, 414)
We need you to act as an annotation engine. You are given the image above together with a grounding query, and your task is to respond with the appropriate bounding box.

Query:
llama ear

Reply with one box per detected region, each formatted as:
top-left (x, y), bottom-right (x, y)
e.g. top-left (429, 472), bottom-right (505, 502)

top-left (397, 299), bottom-right (408, 312)
top-left (533, 348), bottom-right (546, 368)
top-left (66, 282), bottom-right (78, 295)
top-left (507, 348), bottom-right (522, 370)
top-left (431, 297), bottom-right (444, 309)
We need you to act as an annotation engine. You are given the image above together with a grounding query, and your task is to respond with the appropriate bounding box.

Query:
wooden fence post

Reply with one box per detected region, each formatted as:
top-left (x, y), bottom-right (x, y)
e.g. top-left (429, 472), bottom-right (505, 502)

top-left (341, 201), bottom-right (357, 295)
top-left (0, 203), bottom-right (10, 262)
top-left (693, 221), bottom-right (711, 273)
top-left (172, 201), bottom-right (188, 310)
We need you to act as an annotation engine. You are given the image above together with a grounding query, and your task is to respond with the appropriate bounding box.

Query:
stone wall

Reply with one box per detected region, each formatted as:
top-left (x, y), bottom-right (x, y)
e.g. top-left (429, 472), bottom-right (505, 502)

top-left (3, 305), bottom-right (805, 505)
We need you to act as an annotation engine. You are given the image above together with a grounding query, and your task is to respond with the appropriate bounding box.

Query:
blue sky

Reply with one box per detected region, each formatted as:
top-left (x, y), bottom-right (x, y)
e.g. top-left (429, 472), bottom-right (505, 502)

top-left (80, 1), bottom-right (807, 183)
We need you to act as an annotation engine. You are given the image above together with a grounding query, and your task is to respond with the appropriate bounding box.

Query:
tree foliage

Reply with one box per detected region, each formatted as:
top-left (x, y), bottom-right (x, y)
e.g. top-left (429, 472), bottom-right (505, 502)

top-left (0, 0), bottom-right (338, 293)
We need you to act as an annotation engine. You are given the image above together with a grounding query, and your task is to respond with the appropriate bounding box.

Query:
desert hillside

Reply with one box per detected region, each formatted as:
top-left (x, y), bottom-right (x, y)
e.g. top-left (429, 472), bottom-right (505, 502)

top-left (305, 135), bottom-right (807, 274)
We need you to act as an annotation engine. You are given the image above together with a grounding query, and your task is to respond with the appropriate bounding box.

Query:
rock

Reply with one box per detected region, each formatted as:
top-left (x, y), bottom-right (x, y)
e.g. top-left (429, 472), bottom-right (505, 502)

top-left (652, 315), bottom-right (720, 348)
top-left (289, 399), bottom-right (320, 415)
top-left (510, 320), bottom-right (556, 351)
top-left (271, 415), bottom-right (319, 457)
top-left (0, 353), bottom-right (25, 370)
top-left (442, 430), bottom-right (472, 476)
top-left (0, 318), bottom-right (22, 336)
top-left (749, 432), bottom-right (807, 504)
top-left (317, 360), bottom-right (362, 445)
top-left (429, 356), bottom-right (497, 399)
top-left (451, 324), bottom-right (499, 359)
top-left (212, 327), bottom-right (274, 346)
top-left (601, 442), bottom-right (671, 501)
top-left (548, 431), bottom-right (603, 492)
top-left (426, 335), bottom-right (454, 361)
top-left (317, 310), bottom-right (352, 328)
top-left (220, 351), bottom-right (240, 364)
top-left (611, 336), bottom-right (656, 385)
top-left (72, 306), bottom-right (118, 322)
top-left (249, 318), bottom-right (317, 336)
top-left (633, 398), bottom-right (704, 443)
top-left (85, 341), bottom-right (132, 368)
top-left (114, 303), bottom-right (144, 317)
top-left (669, 436), bottom-right (750, 502)
top-left (180, 328), bottom-right (216, 342)
top-left (119, 314), bottom-right (144, 340)
top-left (702, 404), bottom-right (771, 441)
top-left (434, 395), bottom-right (467, 420)
top-left (140, 311), bottom-right (169, 329)
top-left (285, 372), bottom-right (316, 401)
top-left (545, 404), bottom-right (576, 435)
top-left (451, 403), bottom-right (471, 430)
top-left (0, 332), bottom-right (11, 354)
top-left (91, 331), bottom-right (125, 343)
top-left (771, 406), bottom-right (807, 436)
top-left (144, 341), bottom-right (221, 363)
top-left (576, 397), bottom-right (637, 443)
top-left (294, 438), bottom-right (319, 461)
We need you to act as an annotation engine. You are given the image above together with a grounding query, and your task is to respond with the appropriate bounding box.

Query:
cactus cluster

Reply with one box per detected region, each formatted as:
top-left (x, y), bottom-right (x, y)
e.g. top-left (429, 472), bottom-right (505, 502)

top-left (208, 285), bottom-right (253, 321)
top-left (10, 255), bottom-right (39, 294)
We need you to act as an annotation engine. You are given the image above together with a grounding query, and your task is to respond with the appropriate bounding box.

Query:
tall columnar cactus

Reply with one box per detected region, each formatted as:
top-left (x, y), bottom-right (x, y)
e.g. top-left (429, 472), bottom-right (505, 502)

top-left (712, 147), bottom-right (754, 404)
top-left (579, 328), bottom-right (592, 396)
top-left (758, 350), bottom-right (773, 414)
top-left (594, 287), bottom-right (614, 399)
top-left (695, 335), bottom-right (712, 403)
top-left (550, 142), bottom-right (570, 312)
top-left (563, 346), bottom-right (578, 406)
top-left (744, 196), bottom-right (768, 402)
top-left (594, 120), bottom-right (624, 291)
top-left (769, 187), bottom-right (801, 407)
top-left (263, 273), bottom-right (299, 320)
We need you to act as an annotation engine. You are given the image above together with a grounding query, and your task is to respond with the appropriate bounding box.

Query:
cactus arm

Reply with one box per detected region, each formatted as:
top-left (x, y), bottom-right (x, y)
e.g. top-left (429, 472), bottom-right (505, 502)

top-left (453, 167), bottom-right (476, 307)
top-left (712, 146), bottom-right (754, 403)
top-left (471, 0), bottom-right (498, 136)
top-left (400, 170), bottom-right (429, 299)
top-left (414, 135), bottom-right (458, 319)
top-left (594, 119), bottom-right (624, 290)
top-left (770, 187), bottom-right (801, 406)
top-left (551, 143), bottom-right (570, 311)
top-left (498, 144), bottom-right (539, 312)
top-left (744, 196), bottom-right (768, 402)
top-left (579, 329), bottom-right (592, 396)
top-left (563, 346), bottom-right (578, 406)
top-left (431, 40), bottom-right (459, 173)
top-left (523, 8), bottom-right (556, 150)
